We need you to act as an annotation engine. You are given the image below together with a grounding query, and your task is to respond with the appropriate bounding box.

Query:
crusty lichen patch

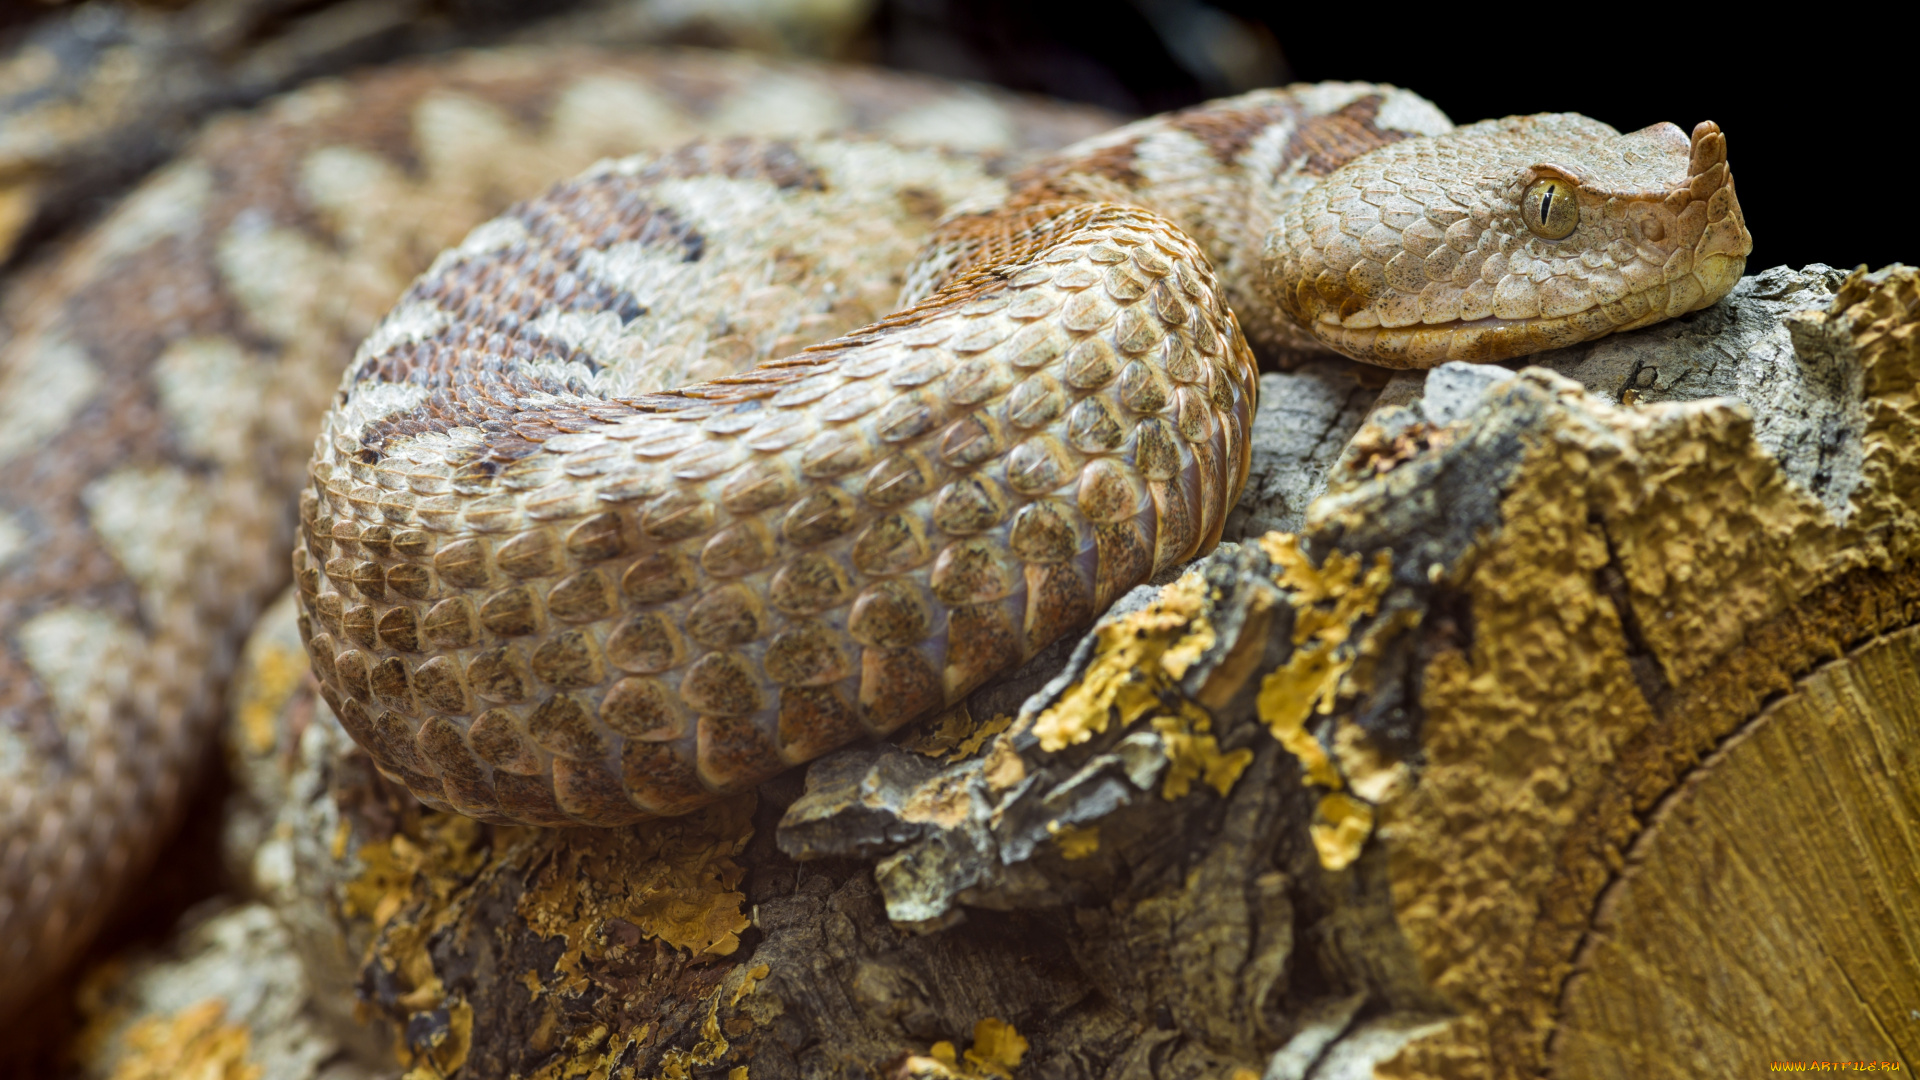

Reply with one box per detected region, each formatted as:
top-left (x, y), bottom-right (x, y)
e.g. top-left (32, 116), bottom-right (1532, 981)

top-left (343, 814), bottom-right (490, 942)
top-left (520, 961), bottom-right (768, 1080)
top-left (230, 624), bottom-right (309, 757)
top-left (903, 704), bottom-right (1014, 763)
top-left (1023, 533), bottom-right (1390, 826)
top-left (1254, 533), bottom-right (1393, 793)
top-left (1150, 700), bottom-right (1251, 800)
top-left (1027, 570), bottom-right (1248, 800)
top-left (341, 812), bottom-right (491, 1074)
top-left (902, 1018), bottom-right (1031, 1080)
top-left (338, 791), bottom-right (759, 1078)
top-left (1031, 571), bottom-right (1213, 753)
top-left (1309, 792), bottom-right (1375, 872)
top-left (401, 999), bottom-right (473, 1080)
top-left (649, 963), bottom-right (769, 1080)
top-left (518, 795), bottom-right (757, 998)
top-left (1046, 820), bottom-right (1100, 860)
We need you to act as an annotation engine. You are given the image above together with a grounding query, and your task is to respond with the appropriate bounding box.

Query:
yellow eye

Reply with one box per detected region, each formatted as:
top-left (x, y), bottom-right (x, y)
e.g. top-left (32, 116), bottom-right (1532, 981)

top-left (1522, 178), bottom-right (1580, 240)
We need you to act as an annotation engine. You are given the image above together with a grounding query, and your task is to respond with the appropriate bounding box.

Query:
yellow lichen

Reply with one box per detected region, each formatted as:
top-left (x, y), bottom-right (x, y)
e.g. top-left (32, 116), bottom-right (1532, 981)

top-left (1254, 533), bottom-right (1393, 791)
top-left (105, 999), bottom-right (260, 1080)
top-left (654, 964), bottom-right (766, 1080)
top-left (338, 811), bottom-right (496, 1075)
top-left (517, 796), bottom-right (755, 999)
top-left (1159, 610), bottom-right (1217, 679)
top-left (0, 180), bottom-right (38, 263)
top-left (519, 969), bottom-right (545, 999)
top-left (1332, 717), bottom-right (1410, 804)
top-left (529, 1021), bottom-right (632, 1080)
top-left (902, 704), bottom-right (980, 758)
top-left (68, 958), bottom-right (131, 1068)
top-left (731, 963), bottom-right (770, 1005)
top-left (400, 997), bottom-right (473, 1080)
top-left (528, 962), bottom-right (764, 1080)
top-left (1150, 700), bottom-right (1252, 800)
top-left (1309, 792), bottom-right (1375, 871)
top-left (903, 771), bottom-right (979, 829)
top-left (1030, 571), bottom-right (1213, 752)
top-left (980, 734), bottom-right (1028, 791)
top-left (342, 814), bottom-right (488, 938)
top-left (903, 705), bottom-right (1016, 763)
top-left (1023, 570), bottom-right (1246, 799)
top-left (951, 712), bottom-right (1014, 761)
top-left (907, 1018), bottom-right (1030, 1080)
top-left (964, 1018), bottom-right (1030, 1078)
top-left (1046, 820), bottom-right (1101, 860)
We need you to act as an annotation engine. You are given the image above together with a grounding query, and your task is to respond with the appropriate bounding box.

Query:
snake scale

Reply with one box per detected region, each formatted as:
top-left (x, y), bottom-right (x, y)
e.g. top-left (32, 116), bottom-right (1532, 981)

top-left (0, 45), bottom-right (1750, 1022)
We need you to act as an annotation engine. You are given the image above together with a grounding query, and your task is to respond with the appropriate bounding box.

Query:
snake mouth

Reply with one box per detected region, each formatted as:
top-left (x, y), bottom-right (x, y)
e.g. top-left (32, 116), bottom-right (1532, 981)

top-left (1308, 254), bottom-right (1747, 369)
top-left (1309, 310), bottom-right (1623, 369)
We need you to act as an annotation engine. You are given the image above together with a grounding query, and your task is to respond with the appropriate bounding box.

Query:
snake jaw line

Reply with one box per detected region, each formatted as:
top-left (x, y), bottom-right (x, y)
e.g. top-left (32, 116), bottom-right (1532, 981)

top-left (1264, 110), bottom-right (1750, 367)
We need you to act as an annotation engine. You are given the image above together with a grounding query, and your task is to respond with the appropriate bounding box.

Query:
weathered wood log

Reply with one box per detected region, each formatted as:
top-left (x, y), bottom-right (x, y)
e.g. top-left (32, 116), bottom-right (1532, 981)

top-left (72, 263), bottom-right (1919, 1079)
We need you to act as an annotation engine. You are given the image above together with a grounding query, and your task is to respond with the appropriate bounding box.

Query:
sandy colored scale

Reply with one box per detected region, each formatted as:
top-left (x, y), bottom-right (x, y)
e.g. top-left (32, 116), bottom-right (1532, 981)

top-left (297, 178), bottom-right (1257, 827)
top-left (1552, 625), bottom-right (1920, 1074)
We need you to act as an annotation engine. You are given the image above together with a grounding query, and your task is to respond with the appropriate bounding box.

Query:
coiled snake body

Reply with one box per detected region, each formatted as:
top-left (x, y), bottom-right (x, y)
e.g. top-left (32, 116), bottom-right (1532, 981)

top-left (296, 84), bottom-right (1749, 825)
top-left (0, 50), bottom-right (1751, 1018)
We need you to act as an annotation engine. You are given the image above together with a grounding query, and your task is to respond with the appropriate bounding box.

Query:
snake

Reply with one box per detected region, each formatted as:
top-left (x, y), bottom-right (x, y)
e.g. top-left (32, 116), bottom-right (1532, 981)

top-left (0, 46), bottom-right (1751, 1022)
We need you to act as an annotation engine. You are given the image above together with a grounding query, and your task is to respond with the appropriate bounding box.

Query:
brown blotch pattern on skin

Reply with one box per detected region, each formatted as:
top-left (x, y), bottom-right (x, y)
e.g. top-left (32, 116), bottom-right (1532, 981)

top-left (1170, 98), bottom-right (1300, 164)
top-left (1003, 138), bottom-right (1144, 207)
top-left (1280, 94), bottom-right (1411, 178)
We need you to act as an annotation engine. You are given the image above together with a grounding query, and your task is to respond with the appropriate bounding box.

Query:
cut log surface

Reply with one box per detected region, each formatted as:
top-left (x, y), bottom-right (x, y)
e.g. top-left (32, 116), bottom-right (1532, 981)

top-left (1555, 625), bottom-right (1920, 1075)
top-left (73, 264), bottom-right (1920, 1080)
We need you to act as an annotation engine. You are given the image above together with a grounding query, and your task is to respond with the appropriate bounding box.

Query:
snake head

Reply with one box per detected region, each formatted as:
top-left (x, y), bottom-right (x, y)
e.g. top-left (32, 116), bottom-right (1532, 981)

top-left (1521, 118), bottom-right (1752, 326)
top-left (1266, 113), bottom-right (1752, 368)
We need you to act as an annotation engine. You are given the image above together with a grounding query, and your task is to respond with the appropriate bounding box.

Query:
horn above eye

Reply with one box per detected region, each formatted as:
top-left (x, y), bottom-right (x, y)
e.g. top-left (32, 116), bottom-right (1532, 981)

top-left (1523, 177), bottom-right (1580, 240)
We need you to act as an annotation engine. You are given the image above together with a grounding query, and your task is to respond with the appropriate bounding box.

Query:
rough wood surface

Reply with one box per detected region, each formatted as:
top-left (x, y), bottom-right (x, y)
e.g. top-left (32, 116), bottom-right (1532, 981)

top-left (1554, 623), bottom-right (1919, 1075)
top-left (78, 263), bottom-right (1912, 1080)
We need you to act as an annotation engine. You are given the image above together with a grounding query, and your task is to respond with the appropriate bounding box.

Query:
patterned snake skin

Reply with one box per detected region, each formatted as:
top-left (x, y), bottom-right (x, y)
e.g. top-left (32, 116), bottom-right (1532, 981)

top-left (0, 47), bottom-right (1116, 1025)
top-left (294, 82), bottom-right (1750, 826)
top-left (0, 46), bottom-right (1752, 1021)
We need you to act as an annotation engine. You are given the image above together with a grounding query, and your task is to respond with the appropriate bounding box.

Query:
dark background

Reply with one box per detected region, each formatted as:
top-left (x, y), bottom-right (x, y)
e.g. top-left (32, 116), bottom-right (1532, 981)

top-left (872, 0), bottom-right (1912, 274)
top-left (0, 0), bottom-right (1910, 272)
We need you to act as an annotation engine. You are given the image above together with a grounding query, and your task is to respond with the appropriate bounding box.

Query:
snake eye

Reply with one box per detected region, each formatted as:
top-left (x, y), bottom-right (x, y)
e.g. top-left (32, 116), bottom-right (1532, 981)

top-left (1523, 177), bottom-right (1580, 240)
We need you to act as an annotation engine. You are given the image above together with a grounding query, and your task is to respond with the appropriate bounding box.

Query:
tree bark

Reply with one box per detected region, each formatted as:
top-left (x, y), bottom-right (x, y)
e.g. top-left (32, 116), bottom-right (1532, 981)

top-left (76, 263), bottom-right (1920, 1079)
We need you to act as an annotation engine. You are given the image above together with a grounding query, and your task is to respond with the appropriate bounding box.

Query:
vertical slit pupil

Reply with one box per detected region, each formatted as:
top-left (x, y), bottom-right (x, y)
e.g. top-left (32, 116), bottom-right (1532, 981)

top-left (1540, 187), bottom-right (1555, 224)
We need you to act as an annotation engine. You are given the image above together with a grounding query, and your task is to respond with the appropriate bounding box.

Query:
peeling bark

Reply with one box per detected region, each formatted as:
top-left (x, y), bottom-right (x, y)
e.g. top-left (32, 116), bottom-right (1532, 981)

top-left (80, 265), bottom-right (1920, 1080)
